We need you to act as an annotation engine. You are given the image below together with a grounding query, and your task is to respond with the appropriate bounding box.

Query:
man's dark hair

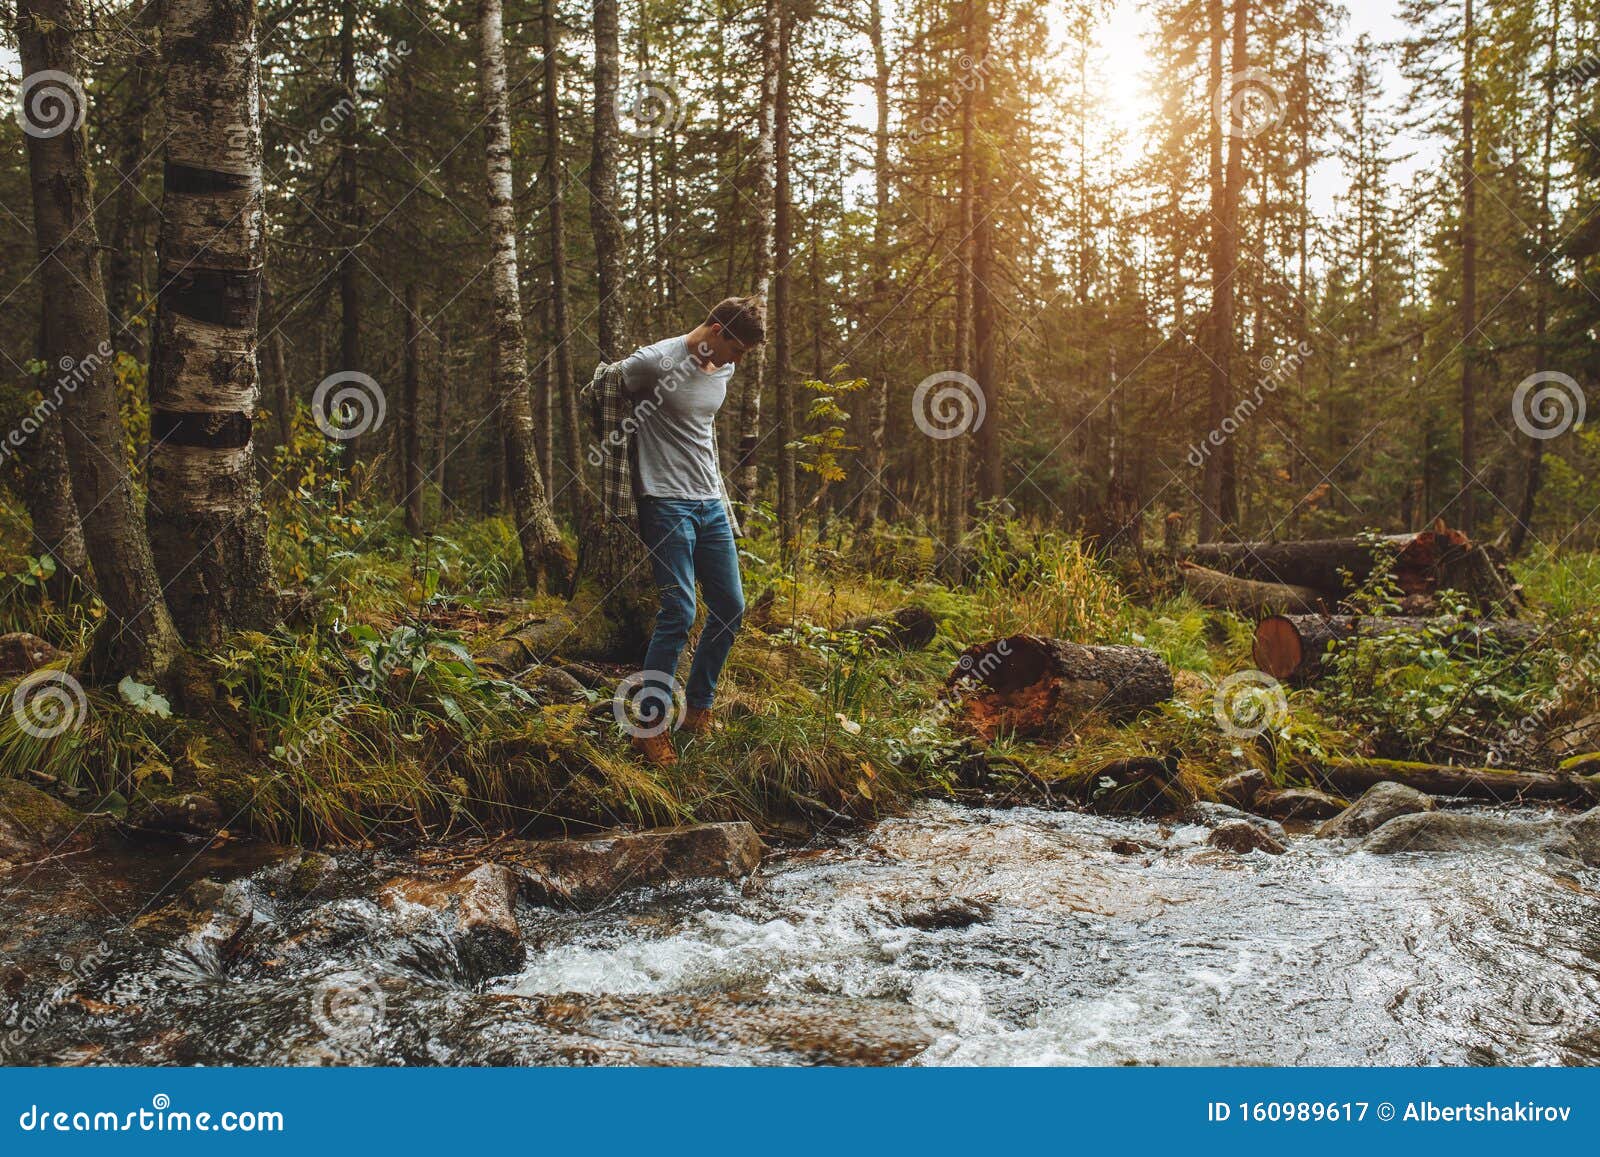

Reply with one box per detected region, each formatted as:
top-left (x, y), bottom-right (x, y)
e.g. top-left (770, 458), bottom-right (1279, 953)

top-left (707, 296), bottom-right (766, 346)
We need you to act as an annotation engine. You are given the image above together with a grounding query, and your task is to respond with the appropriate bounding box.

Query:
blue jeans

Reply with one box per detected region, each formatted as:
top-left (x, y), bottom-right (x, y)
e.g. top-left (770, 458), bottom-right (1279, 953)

top-left (637, 497), bottom-right (745, 710)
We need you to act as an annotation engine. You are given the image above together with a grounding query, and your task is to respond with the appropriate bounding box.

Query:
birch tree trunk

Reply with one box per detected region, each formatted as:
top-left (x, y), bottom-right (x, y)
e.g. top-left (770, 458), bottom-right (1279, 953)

top-left (734, 0), bottom-right (782, 513)
top-left (147, 0), bottom-right (279, 646)
top-left (16, 0), bottom-right (182, 677)
top-left (476, 0), bottom-right (573, 594)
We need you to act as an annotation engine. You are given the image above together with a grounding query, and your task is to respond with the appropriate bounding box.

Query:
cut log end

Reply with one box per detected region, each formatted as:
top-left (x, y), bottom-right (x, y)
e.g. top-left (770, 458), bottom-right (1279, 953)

top-left (948, 635), bottom-right (1174, 740)
top-left (1252, 615), bottom-right (1306, 681)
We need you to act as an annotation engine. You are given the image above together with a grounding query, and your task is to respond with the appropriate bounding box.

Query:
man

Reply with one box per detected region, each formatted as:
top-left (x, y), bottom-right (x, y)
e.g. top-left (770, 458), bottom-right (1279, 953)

top-left (614, 296), bottom-right (764, 766)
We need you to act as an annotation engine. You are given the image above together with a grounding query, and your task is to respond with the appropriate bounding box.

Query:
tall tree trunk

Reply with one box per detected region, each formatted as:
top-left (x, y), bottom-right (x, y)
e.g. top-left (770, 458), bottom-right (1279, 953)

top-left (590, 0), bottom-right (626, 362)
top-left (941, 0), bottom-right (977, 575)
top-left (1218, 0), bottom-right (1247, 530)
top-left (103, 49), bottom-right (152, 362)
top-left (402, 282), bottom-right (424, 537)
top-left (734, 0), bottom-right (782, 513)
top-left (541, 0), bottom-right (582, 523)
top-left (775, 2), bottom-right (796, 556)
top-left (476, 0), bottom-right (573, 593)
top-left (1200, 0), bottom-right (1228, 540)
top-left (16, 0), bottom-right (182, 677)
top-left (1510, 0), bottom-right (1559, 557)
top-left (1457, 0), bottom-right (1479, 536)
top-left (857, 0), bottom-right (892, 531)
top-left (433, 324), bottom-right (450, 493)
top-left (337, 0), bottom-right (362, 470)
top-left (147, 0), bottom-right (279, 647)
top-left (5, 336), bottom-right (88, 604)
top-left (260, 271), bottom-right (293, 448)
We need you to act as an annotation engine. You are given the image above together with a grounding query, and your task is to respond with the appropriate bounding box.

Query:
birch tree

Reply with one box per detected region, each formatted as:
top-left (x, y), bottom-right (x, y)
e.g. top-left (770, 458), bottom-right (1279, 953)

top-left (476, 0), bottom-right (573, 593)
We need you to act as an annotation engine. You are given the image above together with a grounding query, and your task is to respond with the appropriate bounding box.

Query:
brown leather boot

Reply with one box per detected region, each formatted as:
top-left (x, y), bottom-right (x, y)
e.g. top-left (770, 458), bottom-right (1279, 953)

top-left (631, 732), bottom-right (679, 767)
top-left (679, 706), bottom-right (720, 737)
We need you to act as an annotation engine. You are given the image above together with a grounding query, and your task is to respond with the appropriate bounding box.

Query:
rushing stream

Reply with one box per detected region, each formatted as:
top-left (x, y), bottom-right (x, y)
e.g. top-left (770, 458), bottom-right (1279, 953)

top-left (4, 801), bottom-right (1599, 1066)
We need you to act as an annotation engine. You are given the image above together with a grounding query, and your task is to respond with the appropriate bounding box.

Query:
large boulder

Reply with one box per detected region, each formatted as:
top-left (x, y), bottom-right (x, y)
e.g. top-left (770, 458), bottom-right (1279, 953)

top-left (1255, 787), bottom-right (1346, 822)
top-left (501, 822), bottom-right (764, 908)
top-left (0, 778), bottom-right (90, 869)
top-left (1565, 808), bottom-right (1600, 867)
top-left (1361, 811), bottom-right (1568, 857)
top-left (1317, 781), bottom-right (1436, 840)
top-left (383, 863), bottom-right (524, 981)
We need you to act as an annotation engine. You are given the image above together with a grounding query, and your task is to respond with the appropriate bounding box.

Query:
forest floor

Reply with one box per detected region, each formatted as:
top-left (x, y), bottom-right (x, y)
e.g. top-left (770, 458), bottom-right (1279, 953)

top-left (2, 508), bottom-right (1599, 857)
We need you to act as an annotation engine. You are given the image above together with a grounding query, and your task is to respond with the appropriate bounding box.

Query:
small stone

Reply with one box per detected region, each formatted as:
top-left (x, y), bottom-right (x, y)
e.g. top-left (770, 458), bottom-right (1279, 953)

top-left (286, 851), bottom-right (339, 899)
top-left (1255, 787), bottom-right (1346, 821)
top-left (1316, 781), bottom-right (1436, 839)
top-left (899, 896), bottom-right (993, 930)
top-left (1109, 838), bottom-right (1150, 856)
top-left (1207, 820), bottom-right (1287, 855)
top-left (1184, 801), bottom-right (1287, 840)
top-left (0, 632), bottom-right (63, 677)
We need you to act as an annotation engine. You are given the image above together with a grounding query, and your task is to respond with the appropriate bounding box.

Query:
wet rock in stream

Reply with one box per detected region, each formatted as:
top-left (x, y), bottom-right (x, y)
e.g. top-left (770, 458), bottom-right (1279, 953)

top-left (383, 864), bottom-right (525, 982)
top-left (1317, 781), bottom-right (1436, 840)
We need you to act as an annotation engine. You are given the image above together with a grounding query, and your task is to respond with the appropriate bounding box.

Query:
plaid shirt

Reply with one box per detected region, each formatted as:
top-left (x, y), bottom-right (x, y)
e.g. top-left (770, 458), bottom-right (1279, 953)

top-left (587, 360), bottom-right (743, 538)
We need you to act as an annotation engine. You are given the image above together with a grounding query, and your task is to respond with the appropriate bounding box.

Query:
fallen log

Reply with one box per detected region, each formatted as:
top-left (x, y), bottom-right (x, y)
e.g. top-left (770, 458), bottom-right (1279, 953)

top-left (947, 635), bottom-right (1174, 739)
top-left (1184, 526), bottom-right (1524, 614)
top-left (1177, 561), bottom-right (1324, 617)
top-left (1313, 758), bottom-right (1600, 807)
top-left (1252, 614), bottom-right (1543, 683)
top-left (835, 606), bottom-right (937, 651)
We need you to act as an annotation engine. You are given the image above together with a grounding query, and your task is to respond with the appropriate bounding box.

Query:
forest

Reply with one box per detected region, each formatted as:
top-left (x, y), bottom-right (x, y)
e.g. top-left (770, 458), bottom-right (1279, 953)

top-left (0, 0), bottom-right (1598, 1068)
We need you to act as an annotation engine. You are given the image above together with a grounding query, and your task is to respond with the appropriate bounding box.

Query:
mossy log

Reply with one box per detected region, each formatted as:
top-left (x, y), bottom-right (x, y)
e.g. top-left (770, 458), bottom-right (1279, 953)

top-left (1313, 758), bottom-right (1600, 806)
top-left (1184, 526), bottom-right (1523, 614)
top-left (835, 606), bottom-right (937, 651)
top-left (1253, 614), bottom-right (1543, 683)
top-left (947, 634), bottom-right (1174, 740)
top-left (1177, 561), bottom-right (1323, 617)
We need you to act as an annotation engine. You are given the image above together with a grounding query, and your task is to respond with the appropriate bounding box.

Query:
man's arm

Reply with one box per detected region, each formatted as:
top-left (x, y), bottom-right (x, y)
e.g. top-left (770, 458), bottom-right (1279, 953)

top-left (614, 344), bottom-right (662, 400)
